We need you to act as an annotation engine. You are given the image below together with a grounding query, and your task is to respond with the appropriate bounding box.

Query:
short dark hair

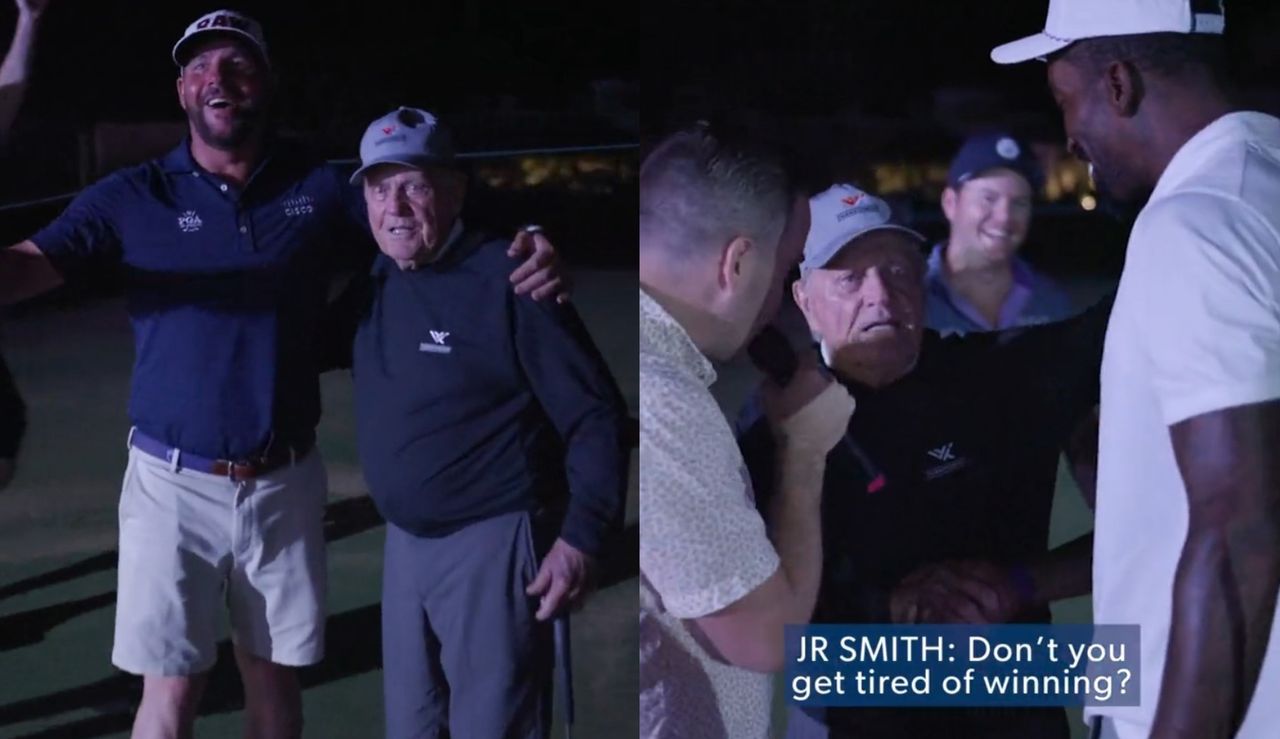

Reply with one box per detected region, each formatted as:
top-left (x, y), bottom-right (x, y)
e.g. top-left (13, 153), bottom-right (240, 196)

top-left (640, 122), bottom-right (794, 259)
top-left (1060, 32), bottom-right (1227, 82)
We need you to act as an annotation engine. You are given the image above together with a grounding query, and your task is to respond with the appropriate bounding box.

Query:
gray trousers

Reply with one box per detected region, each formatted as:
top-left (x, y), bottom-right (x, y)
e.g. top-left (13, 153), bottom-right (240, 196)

top-left (382, 511), bottom-right (552, 739)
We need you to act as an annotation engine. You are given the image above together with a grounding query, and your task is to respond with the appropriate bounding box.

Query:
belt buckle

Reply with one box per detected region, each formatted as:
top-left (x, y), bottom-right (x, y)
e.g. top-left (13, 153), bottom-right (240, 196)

top-left (226, 459), bottom-right (258, 482)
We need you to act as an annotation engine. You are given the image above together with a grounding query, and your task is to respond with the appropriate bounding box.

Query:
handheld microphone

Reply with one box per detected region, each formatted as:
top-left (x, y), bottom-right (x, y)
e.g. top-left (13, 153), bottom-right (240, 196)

top-left (747, 327), bottom-right (887, 495)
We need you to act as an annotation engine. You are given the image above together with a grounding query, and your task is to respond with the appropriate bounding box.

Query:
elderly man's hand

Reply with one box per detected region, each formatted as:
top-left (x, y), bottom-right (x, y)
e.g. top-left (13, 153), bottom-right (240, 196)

top-left (0, 458), bottom-right (14, 490)
top-left (508, 228), bottom-right (570, 303)
top-left (526, 537), bottom-right (596, 621)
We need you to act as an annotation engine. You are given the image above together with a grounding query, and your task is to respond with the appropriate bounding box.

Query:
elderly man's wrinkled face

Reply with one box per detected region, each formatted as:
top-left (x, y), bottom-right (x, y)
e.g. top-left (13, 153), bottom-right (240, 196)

top-left (794, 230), bottom-right (925, 380)
top-left (363, 164), bottom-right (466, 268)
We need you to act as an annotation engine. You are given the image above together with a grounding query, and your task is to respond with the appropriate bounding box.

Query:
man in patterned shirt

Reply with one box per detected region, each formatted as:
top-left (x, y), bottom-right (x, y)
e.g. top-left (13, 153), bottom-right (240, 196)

top-left (639, 124), bottom-right (856, 738)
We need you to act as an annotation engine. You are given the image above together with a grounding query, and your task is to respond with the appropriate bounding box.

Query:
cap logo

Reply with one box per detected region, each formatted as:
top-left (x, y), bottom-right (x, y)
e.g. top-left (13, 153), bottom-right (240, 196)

top-left (382, 125), bottom-right (396, 135)
top-left (196, 14), bottom-right (250, 32)
top-left (841, 194), bottom-right (864, 206)
top-left (996, 137), bottom-right (1020, 160)
top-left (836, 200), bottom-right (886, 223)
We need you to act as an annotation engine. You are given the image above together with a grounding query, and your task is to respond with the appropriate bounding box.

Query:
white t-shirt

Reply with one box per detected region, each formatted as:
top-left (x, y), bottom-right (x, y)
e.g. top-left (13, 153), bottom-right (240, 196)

top-left (1090, 111), bottom-right (1280, 738)
top-left (639, 290), bottom-right (781, 739)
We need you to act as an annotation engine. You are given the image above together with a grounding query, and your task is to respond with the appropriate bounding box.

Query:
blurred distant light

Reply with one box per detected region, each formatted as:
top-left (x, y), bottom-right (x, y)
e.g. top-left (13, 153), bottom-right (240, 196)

top-left (1080, 194), bottom-right (1097, 211)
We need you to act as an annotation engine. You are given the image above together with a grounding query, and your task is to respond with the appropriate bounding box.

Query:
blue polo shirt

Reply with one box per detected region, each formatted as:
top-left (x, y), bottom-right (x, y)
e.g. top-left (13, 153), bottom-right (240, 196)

top-left (925, 243), bottom-right (1077, 335)
top-left (30, 139), bottom-right (370, 459)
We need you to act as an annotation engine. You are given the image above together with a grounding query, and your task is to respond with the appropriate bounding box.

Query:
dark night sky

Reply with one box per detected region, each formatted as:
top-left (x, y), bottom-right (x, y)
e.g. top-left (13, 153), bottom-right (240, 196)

top-left (643, 0), bottom-right (1280, 129)
top-left (3, 0), bottom-right (1273, 130)
top-left (0, 0), bottom-right (635, 126)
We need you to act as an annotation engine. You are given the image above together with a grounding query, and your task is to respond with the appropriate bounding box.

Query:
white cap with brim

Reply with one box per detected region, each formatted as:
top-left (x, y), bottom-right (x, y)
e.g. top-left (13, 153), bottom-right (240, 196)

top-left (173, 10), bottom-right (269, 67)
top-left (801, 184), bottom-right (925, 277)
top-left (990, 0), bottom-right (1225, 65)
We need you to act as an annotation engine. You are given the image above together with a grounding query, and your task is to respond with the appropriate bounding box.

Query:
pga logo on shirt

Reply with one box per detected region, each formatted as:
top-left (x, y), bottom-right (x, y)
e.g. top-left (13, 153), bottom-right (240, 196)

top-left (177, 210), bottom-right (203, 233)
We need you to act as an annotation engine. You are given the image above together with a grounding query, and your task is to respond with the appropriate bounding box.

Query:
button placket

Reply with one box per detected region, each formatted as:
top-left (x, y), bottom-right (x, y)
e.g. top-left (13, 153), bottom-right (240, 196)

top-left (237, 211), bottom-right (253, 250)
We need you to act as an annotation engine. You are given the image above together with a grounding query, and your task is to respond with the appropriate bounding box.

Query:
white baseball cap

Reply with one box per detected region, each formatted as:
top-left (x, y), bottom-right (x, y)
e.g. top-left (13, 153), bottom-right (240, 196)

top-left (801, 185), bottom-right (925, 276)
top-left (173, 10), bottom-right (269, 68)
top-left (991, 0), bottom-right (1225, 65)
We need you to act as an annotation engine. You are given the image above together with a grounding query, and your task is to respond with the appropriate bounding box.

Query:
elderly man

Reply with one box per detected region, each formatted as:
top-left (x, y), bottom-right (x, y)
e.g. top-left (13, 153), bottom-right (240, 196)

top-left (737, 184), bottom-right (1109, 739)
top-left (325, 107), bottom-right (630, 739)
top-left (639, 125), bottom-right (856, 739)
top-left (994, 0), bottom-right (1280, 737)
top-left (927, 132), bottom-right (1076, 335)
top-left (0, 11), bottom-right (561, 738)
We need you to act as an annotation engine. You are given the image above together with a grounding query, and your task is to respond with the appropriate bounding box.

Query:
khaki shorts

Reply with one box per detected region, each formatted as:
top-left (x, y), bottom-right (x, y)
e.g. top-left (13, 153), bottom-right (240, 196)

top-left (111, 442), bottom-right (328, 676)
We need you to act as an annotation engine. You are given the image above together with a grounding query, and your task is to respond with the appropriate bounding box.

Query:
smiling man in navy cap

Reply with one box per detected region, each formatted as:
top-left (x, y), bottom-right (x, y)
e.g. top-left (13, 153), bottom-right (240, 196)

top-left (926, 132), bottom-right (1076, 336)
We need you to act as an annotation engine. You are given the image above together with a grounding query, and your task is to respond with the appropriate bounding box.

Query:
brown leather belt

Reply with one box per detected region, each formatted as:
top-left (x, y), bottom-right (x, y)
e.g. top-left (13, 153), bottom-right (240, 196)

top-left (128, 428), bottom-right (313, 482)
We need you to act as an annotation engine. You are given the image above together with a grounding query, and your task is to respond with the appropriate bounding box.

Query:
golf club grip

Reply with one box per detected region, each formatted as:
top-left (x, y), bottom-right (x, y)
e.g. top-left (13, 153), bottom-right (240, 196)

top-left (555, 614), bottom-right (575, 728)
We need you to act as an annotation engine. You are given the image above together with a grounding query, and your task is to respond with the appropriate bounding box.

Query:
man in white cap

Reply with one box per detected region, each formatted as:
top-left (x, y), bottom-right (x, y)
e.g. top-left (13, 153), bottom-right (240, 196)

top-left (993, 2), bottom-right (1280, 738)
top-left (0, 10), bottom-right (564, 738)
top-left (738, 183), bottom-right (1107, 739)
top-left (328, 106), bottom-right (630, 738)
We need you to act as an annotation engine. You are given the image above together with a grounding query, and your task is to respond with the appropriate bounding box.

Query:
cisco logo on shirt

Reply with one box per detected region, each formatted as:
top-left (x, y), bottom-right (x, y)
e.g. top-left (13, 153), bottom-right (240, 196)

top-left (283, 196), bottom-right (315, 217)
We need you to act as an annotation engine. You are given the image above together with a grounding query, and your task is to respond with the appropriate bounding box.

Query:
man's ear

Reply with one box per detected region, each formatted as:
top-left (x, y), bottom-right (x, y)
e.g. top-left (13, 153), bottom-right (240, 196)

top-left (1105, 59), bottom-right (1143, 118)
top-left (941, 186), bottom-right (959, 222)
top-left (718, 235), bottom-right (752, 291)
top-left (175, 75), bottom-right (188, 112)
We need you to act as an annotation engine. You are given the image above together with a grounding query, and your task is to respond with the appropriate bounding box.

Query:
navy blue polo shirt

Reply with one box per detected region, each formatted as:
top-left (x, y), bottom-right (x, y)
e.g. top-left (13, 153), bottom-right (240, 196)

top-left (31, 139), bottom-right (370, 459)
top-left (339, 229), bottom-right (628, 556)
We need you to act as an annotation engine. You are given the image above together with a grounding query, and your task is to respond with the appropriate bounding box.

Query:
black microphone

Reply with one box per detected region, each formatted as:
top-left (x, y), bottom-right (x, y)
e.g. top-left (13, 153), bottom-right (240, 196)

top-left (747, 327), bottom-right (887, 495)
top-left (746, 325), bottom-right (799, 386)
